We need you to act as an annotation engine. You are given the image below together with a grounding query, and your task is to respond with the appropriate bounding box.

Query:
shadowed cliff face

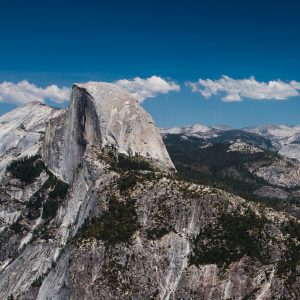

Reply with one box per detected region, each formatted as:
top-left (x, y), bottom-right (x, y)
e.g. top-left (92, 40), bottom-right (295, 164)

top-left (42, 86), bottom-right (103, 182)
top-left (0, 83), bottom-right (300, 299)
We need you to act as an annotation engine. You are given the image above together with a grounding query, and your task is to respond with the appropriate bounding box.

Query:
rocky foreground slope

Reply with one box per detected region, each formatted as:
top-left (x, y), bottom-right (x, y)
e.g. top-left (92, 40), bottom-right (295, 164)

top-left (0, 83), bottom-right (300, 299)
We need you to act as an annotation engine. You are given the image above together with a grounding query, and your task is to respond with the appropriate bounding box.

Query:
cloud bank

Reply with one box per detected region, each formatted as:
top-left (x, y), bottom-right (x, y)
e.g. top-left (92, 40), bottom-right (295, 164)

top-left (187, 76), bottom-right (300, 102)
top-left (115, 76), bottom-right (180, 102)
top-left (5, 76), bottom-right (299, 106)
top-left (0, 80), bottom-right (71, 105)
top-left (0, 77), bottom-right (180, 105)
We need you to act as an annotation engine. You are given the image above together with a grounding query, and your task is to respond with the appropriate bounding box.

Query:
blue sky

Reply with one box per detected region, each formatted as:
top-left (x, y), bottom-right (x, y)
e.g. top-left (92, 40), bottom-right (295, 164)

top-left (0, 0), bottom-right (300, 128)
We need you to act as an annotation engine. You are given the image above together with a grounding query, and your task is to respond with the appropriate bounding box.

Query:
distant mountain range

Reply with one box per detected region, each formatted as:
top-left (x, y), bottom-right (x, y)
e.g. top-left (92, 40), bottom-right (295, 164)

top-left (161, 123), bottom-right (300, 161)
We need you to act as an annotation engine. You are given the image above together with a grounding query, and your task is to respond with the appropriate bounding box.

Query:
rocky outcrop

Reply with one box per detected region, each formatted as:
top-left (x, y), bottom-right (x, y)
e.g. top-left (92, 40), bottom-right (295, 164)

top-left (248, 157), bottom-right (300, 188)
top-left (0, 102), bottom-right (64, 180)
top-left (42, 83), bottom-right (174, 182)
top-left (279, 144), bottom-right (300, 161)
top-left (254, 186), bottom-right (289, 200)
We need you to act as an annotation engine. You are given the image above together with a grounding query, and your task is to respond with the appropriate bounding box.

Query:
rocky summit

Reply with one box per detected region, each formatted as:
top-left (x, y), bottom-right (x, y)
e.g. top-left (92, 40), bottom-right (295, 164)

top-left (0, 82), bottom-right (300, 300)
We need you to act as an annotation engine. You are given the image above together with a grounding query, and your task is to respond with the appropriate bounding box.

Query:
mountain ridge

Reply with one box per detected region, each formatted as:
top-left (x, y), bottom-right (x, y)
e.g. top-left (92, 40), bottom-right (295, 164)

top-left (162, 123), bottom-right (300, 161)
top-left (0, 84), bottom-right (299, 299)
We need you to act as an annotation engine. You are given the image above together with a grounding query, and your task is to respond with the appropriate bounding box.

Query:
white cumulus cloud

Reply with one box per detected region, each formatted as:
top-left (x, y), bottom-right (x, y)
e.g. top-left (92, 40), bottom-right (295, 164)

top-left (0, 80), bottom-right (71, 105)
top-left (187, 76), bottom-right (300, 102)
top-left (115, 76), bottom-right (180, 102)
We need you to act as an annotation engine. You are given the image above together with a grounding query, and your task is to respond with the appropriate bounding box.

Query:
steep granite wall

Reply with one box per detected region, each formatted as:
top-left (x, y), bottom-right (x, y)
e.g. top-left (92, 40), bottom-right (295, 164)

top-left (42, 82), bottom-right (174, 182)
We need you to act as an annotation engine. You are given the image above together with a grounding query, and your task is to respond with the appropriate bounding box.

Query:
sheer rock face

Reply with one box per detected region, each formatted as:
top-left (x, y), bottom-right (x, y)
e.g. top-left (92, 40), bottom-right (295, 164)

top-left (42, 83), bottom-right (174, 182)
